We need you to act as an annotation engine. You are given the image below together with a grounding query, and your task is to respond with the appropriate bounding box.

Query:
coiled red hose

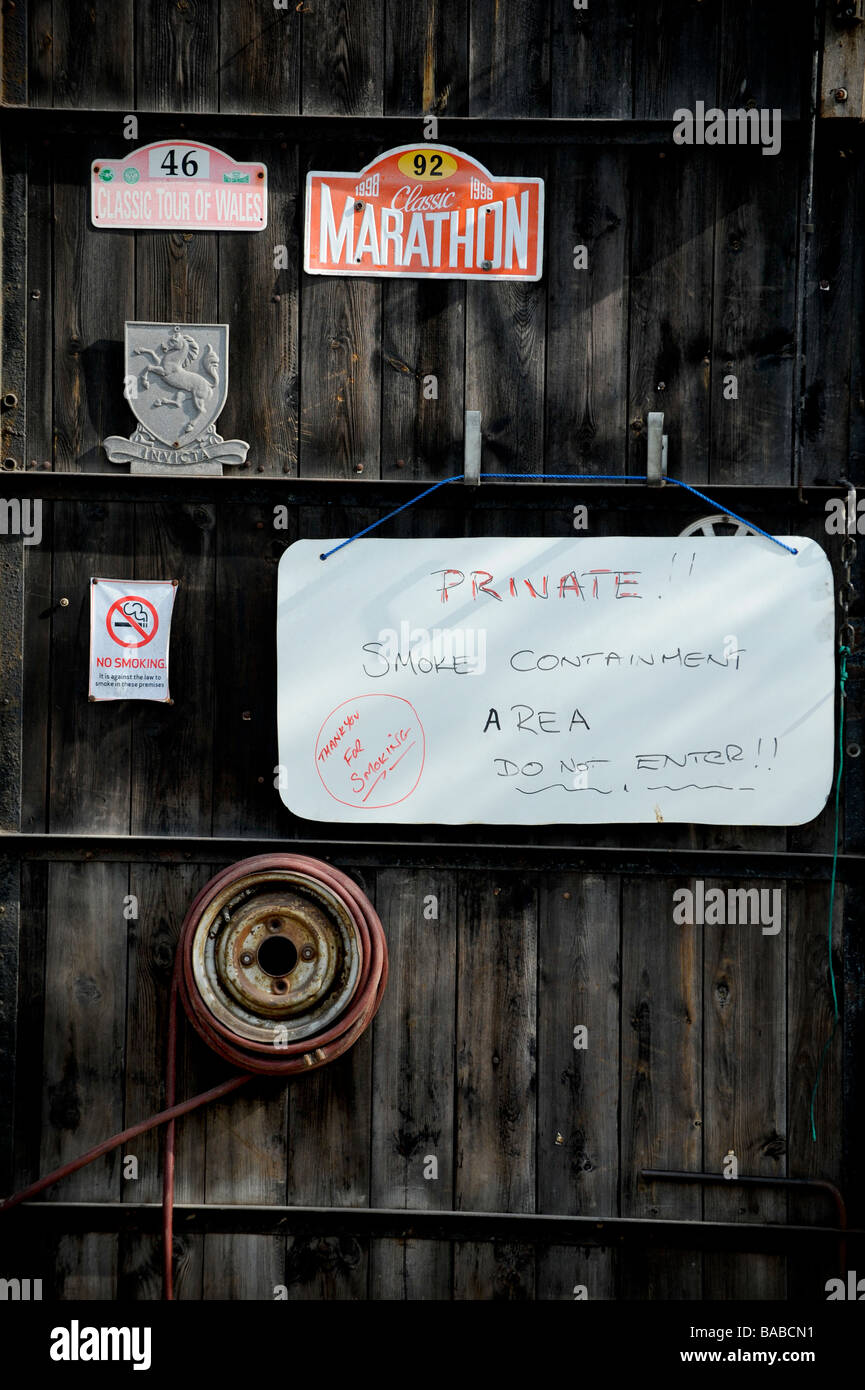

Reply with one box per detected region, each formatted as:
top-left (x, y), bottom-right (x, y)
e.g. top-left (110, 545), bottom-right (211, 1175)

top-left (1, 855), bottom-right (388, 1301)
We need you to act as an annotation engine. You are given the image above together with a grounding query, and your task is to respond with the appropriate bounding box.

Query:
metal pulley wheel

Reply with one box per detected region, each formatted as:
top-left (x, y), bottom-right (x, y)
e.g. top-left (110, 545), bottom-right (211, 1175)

top-left (177, 854), bottom-right (388, 1073)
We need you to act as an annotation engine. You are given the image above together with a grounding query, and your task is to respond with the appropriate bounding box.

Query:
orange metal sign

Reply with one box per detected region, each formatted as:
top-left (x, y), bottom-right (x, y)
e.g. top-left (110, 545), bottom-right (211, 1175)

top-left (304, 145), bottom-right (544, 281)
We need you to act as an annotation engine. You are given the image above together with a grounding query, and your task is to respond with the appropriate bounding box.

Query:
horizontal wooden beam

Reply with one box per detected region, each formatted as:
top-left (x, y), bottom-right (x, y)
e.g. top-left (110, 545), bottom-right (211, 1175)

top-left (3, 1201), bottom-right (859, 1255)
top-left (2, 833), bottom-right (864, 883)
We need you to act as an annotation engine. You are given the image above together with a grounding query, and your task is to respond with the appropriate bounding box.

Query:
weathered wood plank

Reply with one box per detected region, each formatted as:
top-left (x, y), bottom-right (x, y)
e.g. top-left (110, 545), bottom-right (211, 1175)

top-left (468, 0), bottom-right (550, 117)
top-left (536, 873), bottom-right (619, 1300)
top-left (464, 155), bottom-right (547, 478)
top-left (552, 0), bottom-right (634, 119)
top-left (283, 866), bottom-right (376, 1299)
top-left (218, 142), bottom-right (299, 477)
top-left (785, 880), bottom-right (843, 1298)
top-left (301, 0), bottom-right (384, 115)
top-left (719, 0), bottom-right (808, 118)
top-left (21, 147), bottom-right (53, 833)
top-left (799, 144), bottom-right (856, 487)
top-left (135, 0), bottom-right (219, 113)
top-left (27, 1), bottom-right (54, 108)
top-left (49, 501), bottom-right (133, 832)
top-left (118, 862), bottom-right (212, 1301)
top-left (219, 2), bottom-right (301, 114)
top-left (545, 146), bottom-right (629, 476)
top-left (453, 872), bottom-right (537, 1300)
top-left (626, 148), bottom-right (714, 482)
top-left (211, 499), bottom-right (290, 838)
top-left (633, 1), bottom-right (718, 120)
top-left (381, 279), bottom-right (464, 481)
top-left (369, 869), bottom-right (456, 1299)
top-left (710, 150), bottom-right (799, 484)
top-left (384, 0), bottom-right (467, 118)
top-left (51, 1), bottom-right (134, 108)
top-left (128, 504), bottom-right (215, 837)
top-left (701, 878), bottom-right (786, 1299)
top-left (53, 148), bottom-right (134, 473)
top-left (620, 876), bottom-right (702, 1299)
top-left (299, 143), bottom-right (382, 478)
top-left (41, 862), bottom-right (127, 1298)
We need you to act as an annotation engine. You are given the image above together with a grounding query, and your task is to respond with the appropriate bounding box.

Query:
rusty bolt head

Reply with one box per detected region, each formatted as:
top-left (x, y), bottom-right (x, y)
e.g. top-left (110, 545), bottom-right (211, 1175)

top-left (31, 289), bottom-right (41, 299)
top-left (355, 201), bottom-right (364, 211)
top-left (59, 597), bottom-right (69, 608)
top-left (820, 279), bottom-right (830, 291)
top-left (301, 945), bottom-right (316, 962)
top-left (836, 88), bottom-right (849, 102)
top-left (240, 951), bottom-right (254, 967)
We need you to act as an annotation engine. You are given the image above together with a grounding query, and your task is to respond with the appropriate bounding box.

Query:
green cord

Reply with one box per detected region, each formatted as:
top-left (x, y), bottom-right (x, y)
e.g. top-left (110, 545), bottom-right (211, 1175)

top-left (809, 644), bottom-right (850, 1143)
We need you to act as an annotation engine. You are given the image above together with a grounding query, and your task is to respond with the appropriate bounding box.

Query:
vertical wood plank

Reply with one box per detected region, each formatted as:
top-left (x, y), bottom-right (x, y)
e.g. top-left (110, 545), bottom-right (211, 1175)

top-left (299, 143), bottom-right (382, 478)
top-left (283, 866), bottom-right (376, 1299)
top-left (536, 873), bottom-right (619, 1300)
top-left (620, 877), bottom-right (702, 1299)
top-left (27, 1), bottom-right (54, 107)
top-left (49, 501), bottom-right (133, 832)
top-left (468, 1), bottom-right (550, 117)
top-left (41, 862), bottom-right (127, 1298)
top-left (212, 500), bottom-right (290, 839)
top-left (786, 881), bottom-right (843, 1298)
top-left (702, 878), bottom-right (787, 1298)
top-left (218, 143), bottom-right (299, 477)
top-left (219, 2), bottom-right (301, 114)
top-left (711, 151), bottom-right (799, 484)
top-left (369, 869), bottom-right (456, 1299)
top-left (202, 1074), bottom-right (288, 1300)
top-left (545, 146), bottom-right (629, 476)
top-left (129, 504), bottom-right (215, 837)
top-left (381, 280), bottom-right (464, 480)
top-left (551, 0), bottom-right (634, 118)
top-left (633, 0), bottom-right (718, 119)
top-left (384, 0), bottom-right (468, 117)
top-left (454, 873), bottom-right (537, 1300)
top-left (465, 154), bottom-right (547, 478)
top-left (627, 148), bottom-right (714, 482)
top-left (51, 1), bottom-right (134, 107)
top-left (800, 145), bottom-right (856, 487)
top-left (301, 1), bottom-right (383, 115)
top-left (119, 863), bottom-right (211, 1301)
top-left (718, 0), bottom-right (808, 118)
top-left (54, 149), bottom-right (134, 472)
top-left (135, 0), bottom-right (219, 112)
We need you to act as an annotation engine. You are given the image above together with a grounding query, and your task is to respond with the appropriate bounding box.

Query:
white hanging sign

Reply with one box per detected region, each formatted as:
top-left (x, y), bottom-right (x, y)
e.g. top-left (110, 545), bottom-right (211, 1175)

top-left (276, 536), bottom-right (835, 826)
top-left (89, 578), bottom-right (178, 702)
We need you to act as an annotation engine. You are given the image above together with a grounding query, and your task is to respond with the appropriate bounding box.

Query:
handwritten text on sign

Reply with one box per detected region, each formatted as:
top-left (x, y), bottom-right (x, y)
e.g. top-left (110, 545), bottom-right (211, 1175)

top-left (276, 538), bottom-right (834, 825)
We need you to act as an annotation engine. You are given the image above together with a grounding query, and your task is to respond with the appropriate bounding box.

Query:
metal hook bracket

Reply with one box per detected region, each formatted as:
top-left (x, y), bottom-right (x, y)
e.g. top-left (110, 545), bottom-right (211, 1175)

top-left (646, 412), bottom-right (668, 486)
top-left (464, 411), bottom-right (481, 485)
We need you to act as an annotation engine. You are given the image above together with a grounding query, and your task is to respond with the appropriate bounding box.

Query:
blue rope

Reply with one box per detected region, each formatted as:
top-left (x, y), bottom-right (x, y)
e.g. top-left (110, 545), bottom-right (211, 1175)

top-left (319, 471), bottom-right (798, 558)
top-left (809, 643), bottom-right (849, 1143)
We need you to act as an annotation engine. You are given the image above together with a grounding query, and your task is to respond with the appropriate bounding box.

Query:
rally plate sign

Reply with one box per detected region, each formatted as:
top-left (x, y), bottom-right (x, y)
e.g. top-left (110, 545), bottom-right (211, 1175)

top-left (91, 141), bottom-right (267, 232)
top-left (304, 145), bottom-right (544, 280)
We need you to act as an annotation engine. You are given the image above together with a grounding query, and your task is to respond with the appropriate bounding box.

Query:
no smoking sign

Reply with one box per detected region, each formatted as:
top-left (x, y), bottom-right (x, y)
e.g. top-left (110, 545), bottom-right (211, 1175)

top-left (106, 595), bottom-right (160, 648)
top-left (89, 578), bottom-right (178, 701)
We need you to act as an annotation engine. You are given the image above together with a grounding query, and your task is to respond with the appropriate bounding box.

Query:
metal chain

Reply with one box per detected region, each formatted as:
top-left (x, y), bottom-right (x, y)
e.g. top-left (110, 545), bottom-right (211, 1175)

top-left (840, 531), bottom-right (857, 652)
